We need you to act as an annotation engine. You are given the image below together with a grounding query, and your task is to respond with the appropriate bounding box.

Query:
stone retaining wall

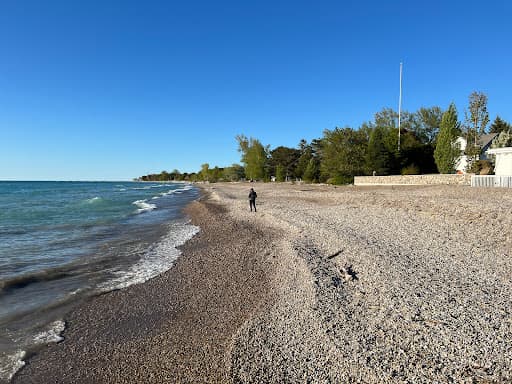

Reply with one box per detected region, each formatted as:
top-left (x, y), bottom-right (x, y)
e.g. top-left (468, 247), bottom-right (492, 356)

top-left (354, 174), bottom-right (472, 186)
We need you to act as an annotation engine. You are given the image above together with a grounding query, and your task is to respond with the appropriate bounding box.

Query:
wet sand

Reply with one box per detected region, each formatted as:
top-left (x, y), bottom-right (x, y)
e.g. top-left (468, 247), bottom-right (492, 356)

top-left (13, 194), bottom-right (279, 383)
top-left (13, 182), bottom-right (512, 383)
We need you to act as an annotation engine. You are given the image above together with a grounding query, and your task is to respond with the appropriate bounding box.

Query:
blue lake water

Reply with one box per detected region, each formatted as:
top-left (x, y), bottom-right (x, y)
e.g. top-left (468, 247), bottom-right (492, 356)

top-left (0, 181), bottom-right (200, 380)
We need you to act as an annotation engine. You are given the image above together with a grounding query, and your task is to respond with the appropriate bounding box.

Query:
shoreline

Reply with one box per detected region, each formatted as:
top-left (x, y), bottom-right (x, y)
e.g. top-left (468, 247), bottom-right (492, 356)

top-left (12, 190), bottom-right (279, 383)
top-left (11, 182), bottom-right (512, 383)
top-left (0, 182), bottom-right (199, 383)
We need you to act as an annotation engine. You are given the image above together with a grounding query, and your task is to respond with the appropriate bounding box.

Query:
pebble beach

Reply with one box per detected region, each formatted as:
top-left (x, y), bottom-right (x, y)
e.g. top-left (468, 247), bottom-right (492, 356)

top-left (13, 182), bottom-right (512, 383)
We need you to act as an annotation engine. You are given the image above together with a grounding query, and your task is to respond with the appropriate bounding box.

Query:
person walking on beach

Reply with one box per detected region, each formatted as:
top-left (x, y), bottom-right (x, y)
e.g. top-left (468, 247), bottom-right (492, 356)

top-left (248, 188), bottom-right (257, 212)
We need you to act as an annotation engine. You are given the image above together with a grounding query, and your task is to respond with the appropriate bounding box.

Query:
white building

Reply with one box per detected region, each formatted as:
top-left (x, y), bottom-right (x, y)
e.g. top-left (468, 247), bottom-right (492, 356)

top-left (486, 147), bottom-right (512, 176)
top-left (455, 133), bottom-right (498, 174)
top-left (454, 137), bottom-right (468, 173)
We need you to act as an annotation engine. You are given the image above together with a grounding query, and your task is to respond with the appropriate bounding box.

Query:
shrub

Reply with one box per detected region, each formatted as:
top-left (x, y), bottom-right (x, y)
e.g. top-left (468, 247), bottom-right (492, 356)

top-left (470, 160), bottom-right (494, 175)
top-left (401, 164), bottom-right (420, 175)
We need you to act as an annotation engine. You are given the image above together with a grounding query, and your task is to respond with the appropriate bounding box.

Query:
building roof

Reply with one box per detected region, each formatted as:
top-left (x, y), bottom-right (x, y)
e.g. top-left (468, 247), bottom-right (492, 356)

top-left (478, 133), bottom-right (499, 148)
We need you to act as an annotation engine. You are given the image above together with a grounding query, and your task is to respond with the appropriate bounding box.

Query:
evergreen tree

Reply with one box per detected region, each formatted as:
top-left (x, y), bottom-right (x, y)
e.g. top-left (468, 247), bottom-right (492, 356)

top-left (295, 148), bottom-right (312, 179)
top-left (295, 139), bottom-right (318, 180)
top-left (303, 158), bottom-right (319, 182)
top-left (434, 103), bottom-right (460, 173)
top-left (366, 126), bottom-right (392, 175)
top-left (489, 116), bottom-right (512, 134)
top-left (275, 165), bottom-right (285, 182)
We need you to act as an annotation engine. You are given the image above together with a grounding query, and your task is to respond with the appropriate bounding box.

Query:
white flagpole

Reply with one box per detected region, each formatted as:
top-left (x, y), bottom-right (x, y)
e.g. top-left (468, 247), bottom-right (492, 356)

top-left (398, 62), bottom-right (403, 152)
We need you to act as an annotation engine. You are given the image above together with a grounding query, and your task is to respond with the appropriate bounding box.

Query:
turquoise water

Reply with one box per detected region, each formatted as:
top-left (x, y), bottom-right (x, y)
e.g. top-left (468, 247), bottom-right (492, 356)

top-left (0, 181), bottom-right (199, 380)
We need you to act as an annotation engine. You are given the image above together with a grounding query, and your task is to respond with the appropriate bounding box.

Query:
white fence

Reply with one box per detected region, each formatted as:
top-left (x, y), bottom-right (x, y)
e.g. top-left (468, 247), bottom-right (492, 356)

top-left (471, 175), bottom-right (512, 188)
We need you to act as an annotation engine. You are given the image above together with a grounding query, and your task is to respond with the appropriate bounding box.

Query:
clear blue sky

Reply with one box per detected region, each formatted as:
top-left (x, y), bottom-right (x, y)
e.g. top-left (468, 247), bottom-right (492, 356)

top-left (1, 0), bottom-right (510, 180)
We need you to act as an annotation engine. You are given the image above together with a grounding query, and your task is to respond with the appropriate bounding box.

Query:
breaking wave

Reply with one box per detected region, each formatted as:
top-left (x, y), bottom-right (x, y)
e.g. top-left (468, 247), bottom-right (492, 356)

top-left (99, 222), bottom-right (199, 291)
top-left (132, 199), bottom-right (157, 213)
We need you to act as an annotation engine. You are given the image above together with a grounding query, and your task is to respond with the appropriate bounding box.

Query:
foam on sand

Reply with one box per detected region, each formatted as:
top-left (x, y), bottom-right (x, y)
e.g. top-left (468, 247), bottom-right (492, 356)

top-left (0, 350), bottom-right (26, 381)
top-left (33, 320), bottom-right (66, 344)
top-left (0, 321), bottom-right (66, 381)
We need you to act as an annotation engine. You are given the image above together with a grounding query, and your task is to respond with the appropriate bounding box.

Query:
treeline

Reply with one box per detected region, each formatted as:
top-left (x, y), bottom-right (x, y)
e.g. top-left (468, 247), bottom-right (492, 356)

top-left (235, 106), bottom-right (442, 184)
top-left (139, 91), bottom-right (511, 184)
top-left (138, 164), bottom-right (245, 182)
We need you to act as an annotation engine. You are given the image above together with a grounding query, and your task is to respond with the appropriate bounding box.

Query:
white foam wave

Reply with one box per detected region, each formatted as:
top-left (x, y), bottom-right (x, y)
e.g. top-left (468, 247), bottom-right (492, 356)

top-left (0, 350), bottom-right (26, 381)
top-left (85, 196), bottom-right (102, 204)
top-left (0, 320), bottom-right (66, 381)
top-left (33, 320), bottom-right (66, 344)
top-left (133, 199), bottom-right (157, 213)
top-left (162, 185), bottom-right (193, 196)
top-left (99, 222), bottom-right (200, 291)
top-left (149, 184), bottom-right (194, 201)
top-left (132, 186), bottom-right (152, 190)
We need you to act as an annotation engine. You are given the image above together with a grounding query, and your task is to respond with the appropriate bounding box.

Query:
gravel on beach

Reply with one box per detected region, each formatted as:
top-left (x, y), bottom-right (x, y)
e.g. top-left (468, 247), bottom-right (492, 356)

top-left (13, 183), bottom-right (512, 383)
top-left (13, 196), bottom-right (278, 383)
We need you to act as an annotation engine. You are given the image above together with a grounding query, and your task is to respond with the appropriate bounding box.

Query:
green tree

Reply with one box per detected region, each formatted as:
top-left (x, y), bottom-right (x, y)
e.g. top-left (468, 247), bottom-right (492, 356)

top-left (200, 163), bottom-right (210, 181)
top-left (275, 165), bottom-right (285, 182)
top-left (159, 170), bottom-right (170, 181)
top-left (415, 106), bottom-right (443, 144)
top-left (236, 135), bottom-right (268, 180)
top-left (303, 158), bottom-right (320, 183)
top-left (169, 169), bottom-right (181, 180)
top-left (489, 116), bottom-right (512, 134)
top-left (320, 127), bottom-right (367, 184)
top-left (223, 164), bottom-right (245, 181)
top-left (374, 108), bottom-right (416, 133)
top-left (210, 166), bottom-right (222, 182)
top-left (366, 126), bottom-right (392, 175)
top-left (372, 106), bottom-right (443, 172)
top-left (295, 140), bottom-right (313, 180)
top-left (269, 146), bottom-right (300, 180)
top-left (358, 121), bottom-right (374, 142)
top-left (373, 108), bottom-right (402, 165)
top-left (398, 130), bottom-right (438, 174)
top-left (374, 108), bottom-right (399, 128)
top-left (434, 103), bottom-right (460, 173)
top-left (188, 173), bottom-right (199, 182)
